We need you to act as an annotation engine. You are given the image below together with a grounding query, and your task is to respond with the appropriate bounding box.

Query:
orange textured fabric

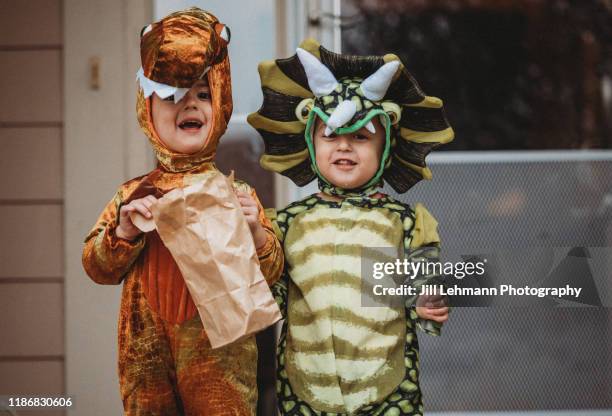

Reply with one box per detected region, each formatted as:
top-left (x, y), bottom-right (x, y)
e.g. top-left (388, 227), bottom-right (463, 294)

top-left (140, 231), bottom-right (198, 324)
top-left (82, 167), bottom-right (283, 415)
top-left (116, 261), bottom-right (259, 415)
top-left (137, 8), bottom-right (233, 172)
top-left (82, 165), bottom-right (283, 324)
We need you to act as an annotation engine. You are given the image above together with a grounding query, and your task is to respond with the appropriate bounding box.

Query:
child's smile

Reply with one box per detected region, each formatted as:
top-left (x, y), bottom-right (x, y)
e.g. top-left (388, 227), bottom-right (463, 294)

top-left (177, 118), bottom-right (204, 131)
top-left (151, 79), bottom-right (213, 154)
top-left (332, 157), bottom-right (358, 169)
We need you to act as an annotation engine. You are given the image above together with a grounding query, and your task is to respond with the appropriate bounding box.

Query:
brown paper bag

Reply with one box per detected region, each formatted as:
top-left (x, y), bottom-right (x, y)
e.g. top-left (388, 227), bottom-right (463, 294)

top-left (150, 171), bottom-right (281, 348)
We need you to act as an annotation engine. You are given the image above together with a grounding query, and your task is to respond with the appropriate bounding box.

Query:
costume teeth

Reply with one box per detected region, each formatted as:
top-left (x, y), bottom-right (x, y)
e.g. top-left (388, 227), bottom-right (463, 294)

top-left (360, 61), bottom-right (400, 101)
top-left (136, 67), bottom-right (189, 103)
top-left (172, 89), bottom-right (189, 103)
top-left (296, 48), bottom-right (339, 97)
top-left (365, 121), bottom-right (376, 134)
top-left (220, 26), bottom-right (230, 42)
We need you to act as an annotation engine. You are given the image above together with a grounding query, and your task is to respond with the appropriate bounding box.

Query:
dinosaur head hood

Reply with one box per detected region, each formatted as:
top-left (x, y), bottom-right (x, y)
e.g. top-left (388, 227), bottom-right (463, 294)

top-left (136, 7), bottom-right (232, 172)
top-left (248, 38), bottom-right (454, 195)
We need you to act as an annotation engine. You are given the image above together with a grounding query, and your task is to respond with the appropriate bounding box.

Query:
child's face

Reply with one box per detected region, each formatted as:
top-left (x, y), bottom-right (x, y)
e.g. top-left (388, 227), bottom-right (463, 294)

top-left (313, 116), bottom-right (385, 190)
top-left (151, 80), bottom-right (213, 154)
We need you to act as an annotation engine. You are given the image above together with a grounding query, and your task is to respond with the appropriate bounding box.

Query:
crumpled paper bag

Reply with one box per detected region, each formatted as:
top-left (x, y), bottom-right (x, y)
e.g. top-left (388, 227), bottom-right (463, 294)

top-left (148, 171), bottom-right (281, 348)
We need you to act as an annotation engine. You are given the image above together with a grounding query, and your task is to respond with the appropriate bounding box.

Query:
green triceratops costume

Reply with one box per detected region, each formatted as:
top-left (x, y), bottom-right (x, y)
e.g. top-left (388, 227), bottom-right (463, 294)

top-left (248, 39), bottom-right (454, 415)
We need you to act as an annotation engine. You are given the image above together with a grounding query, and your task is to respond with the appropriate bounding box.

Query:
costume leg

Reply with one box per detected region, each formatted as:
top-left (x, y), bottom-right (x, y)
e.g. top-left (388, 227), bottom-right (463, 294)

top-left (173, 317), bottom-right (259, 416)
top-left (118, 276), bottom-right (182, 415)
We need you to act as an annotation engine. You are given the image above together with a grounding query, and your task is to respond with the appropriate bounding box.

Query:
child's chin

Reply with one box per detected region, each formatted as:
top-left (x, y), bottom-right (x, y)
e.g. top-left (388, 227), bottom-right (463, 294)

top-left (174, 140), bottom-right (206, 154)
top-left (176, 135), bottom-right (208, 154)
top-left (340, 176), bottom-right (373, 190)
top-left (327, 175), bottom-right (363, 190)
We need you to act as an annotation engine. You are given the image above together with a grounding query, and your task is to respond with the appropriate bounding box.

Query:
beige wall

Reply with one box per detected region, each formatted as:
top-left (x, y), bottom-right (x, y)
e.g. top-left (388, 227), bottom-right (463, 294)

top-left (0, 1), bottom-right (65, 415)
top-left (64, 0), bottom-right (152, 414)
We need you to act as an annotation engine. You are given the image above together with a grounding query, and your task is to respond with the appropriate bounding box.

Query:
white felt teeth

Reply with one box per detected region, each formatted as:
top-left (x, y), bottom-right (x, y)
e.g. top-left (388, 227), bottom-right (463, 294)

top-left (360, 61), bottom-right (400, 101)
top-left (220, 26), bottom-right (230, 42)
top-left (200, 66), bottom-right (211, 79)
top-left (324, 100), bottom-right (357, 136)
top-left (365, 121), bottom-right (376, 134)
top-left (136, 67), bottom-right (189, 103)
top-left (296, 48), bottom-right (339, 97)
top-left (171, 89), bottom-right (189, 103)
top-left (142, 24), bottom-right (153, 36)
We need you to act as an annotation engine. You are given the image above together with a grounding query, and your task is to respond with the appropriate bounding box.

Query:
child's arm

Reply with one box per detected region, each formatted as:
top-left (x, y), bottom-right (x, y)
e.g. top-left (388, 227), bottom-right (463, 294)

top-left (266, 208), bottom-right (289, 319)
top-left (236, 187), bottom-right (284, 287)
top-left (271, 266), bottom-right (290, 319)
top-left (405, 203), bottom-right (449, 336)
top-left (82, 189), bottom-right (146, 285)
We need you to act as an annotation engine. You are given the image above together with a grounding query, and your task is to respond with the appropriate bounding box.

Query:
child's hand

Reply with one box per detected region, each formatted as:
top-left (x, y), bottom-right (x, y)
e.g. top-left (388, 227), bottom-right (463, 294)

top-left (116, 195), bottom-right (157, 241)
top-left (235, 190), bottom-right (267, 249)
top-left (416, 294), bottom-right (449, 323)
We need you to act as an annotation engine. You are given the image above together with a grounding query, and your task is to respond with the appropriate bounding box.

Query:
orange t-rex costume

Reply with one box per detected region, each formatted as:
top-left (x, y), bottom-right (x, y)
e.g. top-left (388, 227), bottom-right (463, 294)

top-left (82, 8), bottom-right (283, 415)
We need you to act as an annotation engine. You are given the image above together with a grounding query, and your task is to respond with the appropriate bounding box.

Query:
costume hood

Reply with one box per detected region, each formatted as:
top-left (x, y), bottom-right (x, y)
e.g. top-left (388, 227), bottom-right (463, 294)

top-left (137, 7), bottom-right (232, 172)
top-left (248, 38), bottom-right (454, 194)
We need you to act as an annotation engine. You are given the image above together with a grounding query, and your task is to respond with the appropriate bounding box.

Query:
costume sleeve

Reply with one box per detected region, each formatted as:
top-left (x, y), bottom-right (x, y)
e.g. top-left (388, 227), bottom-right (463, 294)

top-left (82, 189), bottom-right (146, 285)
top-left (404, 203), bottom-right (447, 336)
top-left (250, 188), bottom-right (284, 287)
top-left (266, 208), bottom-right (289, 319)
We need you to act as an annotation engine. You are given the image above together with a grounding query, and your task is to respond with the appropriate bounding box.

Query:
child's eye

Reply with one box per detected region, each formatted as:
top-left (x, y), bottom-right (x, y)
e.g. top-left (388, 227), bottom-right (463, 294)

top-left (163, 95), bottom-right (175, 102)
top-left (198, 91), bottom-right (211, 100)
top-left (323, 132), bottom-right (337, 139)
top-left (353, 134), bottom-right (368, 141)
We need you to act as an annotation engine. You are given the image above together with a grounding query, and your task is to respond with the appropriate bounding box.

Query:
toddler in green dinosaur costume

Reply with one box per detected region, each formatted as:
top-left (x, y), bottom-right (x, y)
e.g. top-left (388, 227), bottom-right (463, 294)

top-left (248, 39), bottom-right (454, 415)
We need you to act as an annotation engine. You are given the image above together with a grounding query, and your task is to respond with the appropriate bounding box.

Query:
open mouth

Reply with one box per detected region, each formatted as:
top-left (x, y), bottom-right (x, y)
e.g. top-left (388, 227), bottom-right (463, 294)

top-left (333, 159), bottom-right (357, 166)
top-left (178, 119), bottom-right (203, 130)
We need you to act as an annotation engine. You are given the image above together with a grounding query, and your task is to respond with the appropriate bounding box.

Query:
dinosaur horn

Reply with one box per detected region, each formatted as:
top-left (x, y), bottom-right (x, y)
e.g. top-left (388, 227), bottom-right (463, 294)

top-left (360, 61), bottom-right (400, 101)
top-left (296, 48), bottom-right (339, 97)
top-left (324, 100), bottom-right (357, 136)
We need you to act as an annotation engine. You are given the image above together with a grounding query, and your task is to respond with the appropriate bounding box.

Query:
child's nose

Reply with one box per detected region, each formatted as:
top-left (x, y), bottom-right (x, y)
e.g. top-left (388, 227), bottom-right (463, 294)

top-left (182, 92), bottom-right (198, 109)
top-left (337, 135), bottom-right (352, 150)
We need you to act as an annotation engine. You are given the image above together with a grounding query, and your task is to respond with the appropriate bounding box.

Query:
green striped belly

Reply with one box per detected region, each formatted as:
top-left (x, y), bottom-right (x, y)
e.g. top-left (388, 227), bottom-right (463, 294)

top-left (284, 204), bottom-right (406, 413)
